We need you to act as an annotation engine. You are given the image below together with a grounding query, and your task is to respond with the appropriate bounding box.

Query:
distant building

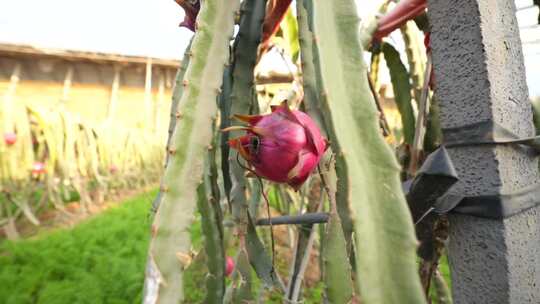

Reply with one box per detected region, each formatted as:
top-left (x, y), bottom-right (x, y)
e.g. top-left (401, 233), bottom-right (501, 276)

top-left (0, 43), bottom-right (179, 131)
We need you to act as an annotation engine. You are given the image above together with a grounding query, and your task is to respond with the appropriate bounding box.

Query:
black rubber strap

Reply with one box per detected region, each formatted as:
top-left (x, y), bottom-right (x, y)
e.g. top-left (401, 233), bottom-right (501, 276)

top-left (429, 120), bottom-right (540, 219)
top-left (442, 120), bottom-right (540, 152)
top-left (435, 183), bottom-right (540, 219)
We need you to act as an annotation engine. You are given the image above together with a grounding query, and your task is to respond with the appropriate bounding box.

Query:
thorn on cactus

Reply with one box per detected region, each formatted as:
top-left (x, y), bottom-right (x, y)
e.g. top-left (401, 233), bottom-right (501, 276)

top-left (4, 132), bottom-right (17, 146)
top-left (223, 101), bottom-right (327, 190)
top-left (176, 251), bottom-right (193, 269)
top-left (225, 256), bottom-right (235, 277)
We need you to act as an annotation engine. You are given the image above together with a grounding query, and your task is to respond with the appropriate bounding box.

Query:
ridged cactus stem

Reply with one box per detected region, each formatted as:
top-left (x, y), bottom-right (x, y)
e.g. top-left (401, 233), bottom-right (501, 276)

top-left (227, 0), bottom-right (267, 234)
top-left (400, 22), bottom-right (427, 105)
top-left (197, 124), bottom-right (225, 304)
top-left (224, 0), bottom-right (272, 295)
top-left (299, 0), bottom-right (355, 262)
top-left (318, 162), bottom-right (354, 303)
top-left (424, 94), bottom-right (443, 152)
top-left (224, 250), bottom-right (253, 303)
top-left (219, 66), bottom-right (233, 203)
top-left (382, 42), bottom-right (416, 145)
top-left (165, 39), bottom-right (193, 167)
top-left (143, 1), bottom-right (239, 303)
top-left (409, 53), bottom-right (433, 175)
top-left (432, 269), bottom-right (452, 304)
top-left (151, 39), bottom-right (193, 214)
top-left (311, 0), bottom-right (426, 302)
top-left (369, 51), bottom-right (381, 94)
top-left (296, 0), bottom-right (327, 134)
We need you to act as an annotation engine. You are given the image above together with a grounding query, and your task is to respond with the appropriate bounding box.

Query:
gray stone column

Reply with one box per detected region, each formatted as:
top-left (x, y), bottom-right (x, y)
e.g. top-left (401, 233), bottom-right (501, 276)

top-left (427, 0), bottom-right (540, 303)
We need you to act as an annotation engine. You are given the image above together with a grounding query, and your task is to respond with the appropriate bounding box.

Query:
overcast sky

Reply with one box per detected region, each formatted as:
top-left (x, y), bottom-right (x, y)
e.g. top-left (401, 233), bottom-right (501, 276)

top-left (0, 0), bottom-right (538, 95)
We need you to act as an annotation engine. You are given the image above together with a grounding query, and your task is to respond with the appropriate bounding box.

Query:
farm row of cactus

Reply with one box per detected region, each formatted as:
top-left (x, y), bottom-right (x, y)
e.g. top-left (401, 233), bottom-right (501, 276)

top-left (143, 0), bottom-right (455, 303)
top-left (0, 100), bottom-right (164, 236)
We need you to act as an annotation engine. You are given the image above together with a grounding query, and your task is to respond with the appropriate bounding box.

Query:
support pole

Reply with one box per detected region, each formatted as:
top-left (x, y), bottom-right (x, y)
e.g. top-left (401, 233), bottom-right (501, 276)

top-left (144, 57), bottom-right (153, 128)
top-left (61, 65), bottom-right (74, 103)
top-left (154, 69), bottom-right (165, 134)
top-left (107, 66), bottom-right (121, 121)
top-left (427, 1), bottom-right (540, 303)
top-left (2, 63), bottom-right (21, 132)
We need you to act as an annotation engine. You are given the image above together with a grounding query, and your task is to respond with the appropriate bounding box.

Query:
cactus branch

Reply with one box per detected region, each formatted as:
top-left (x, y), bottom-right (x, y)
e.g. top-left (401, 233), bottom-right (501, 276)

top-left (143, 0), bottom-right (239, 302)
top-left (311, 0), bottom-right (426, 302)
top-left (197, 124), bottom-right (225, 303)
top-left (409, 53), bottom-right (433, 175)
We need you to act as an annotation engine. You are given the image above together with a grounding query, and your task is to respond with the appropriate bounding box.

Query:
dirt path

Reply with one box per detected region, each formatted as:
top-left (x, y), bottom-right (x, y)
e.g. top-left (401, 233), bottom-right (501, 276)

top-left (1, 185), bottom-right (157, 240)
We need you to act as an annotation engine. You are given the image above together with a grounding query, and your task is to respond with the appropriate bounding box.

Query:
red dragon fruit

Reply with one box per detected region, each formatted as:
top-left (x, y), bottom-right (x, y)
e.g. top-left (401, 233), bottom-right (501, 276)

top-left (225, 256), bottom-right (235, 277)
top-left (4, 132), bottom-right (17, 146)
top-left (223, 101), bottom-right (327, 190)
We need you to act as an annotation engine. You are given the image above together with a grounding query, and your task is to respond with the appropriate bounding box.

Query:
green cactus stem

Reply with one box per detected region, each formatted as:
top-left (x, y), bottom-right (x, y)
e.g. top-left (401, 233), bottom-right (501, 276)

top-left (382, 42), bottom-right (416, 145)
top-left (299, 0), bottom-right (355, 263)
top-left (400, 22), bottom-right (426, 105)
top-left (369, 50), bottom-right (382, 94)
top-left (318, 160), bottom-right (353, 303)
top-left (311, 0), bottom-right (426, 303)
top-left (143, 1), bottom-right (239, 303)
top-left (296, 0), bottom-right (327, 133)
top-left (323, 211), bottom-right (354, 303)
top-left (197, 123), bottom-right (225, 304)
top-left (227, 0), bottom-right (267, 232)
top-left (151, 39), bottom-right (193, 214)
top-left (223, 250), bottom-right (253, 303)
top-left (225, 0), bottom-right (284, 292)
top-left (219, 66), bottom-right (233, 203)
top-left (424, 94), bottom-right (443, 152)
top-left (432, 268), bottom-right (453, 304)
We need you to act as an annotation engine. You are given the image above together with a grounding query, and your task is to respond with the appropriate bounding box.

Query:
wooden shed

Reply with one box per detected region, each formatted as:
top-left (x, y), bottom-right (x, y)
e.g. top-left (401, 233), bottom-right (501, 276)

top-left (0, 43), bottom-right (180, 131)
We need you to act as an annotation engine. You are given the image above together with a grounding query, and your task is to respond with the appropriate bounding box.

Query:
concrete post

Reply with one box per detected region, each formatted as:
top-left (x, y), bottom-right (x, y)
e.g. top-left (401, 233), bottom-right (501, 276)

top-left (427, 0), bottom-right (540, 303)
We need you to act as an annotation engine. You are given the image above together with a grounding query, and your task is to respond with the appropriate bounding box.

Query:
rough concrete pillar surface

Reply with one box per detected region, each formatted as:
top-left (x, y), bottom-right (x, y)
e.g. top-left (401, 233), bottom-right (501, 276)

top-left (427, 0), bottom-right (540, 303)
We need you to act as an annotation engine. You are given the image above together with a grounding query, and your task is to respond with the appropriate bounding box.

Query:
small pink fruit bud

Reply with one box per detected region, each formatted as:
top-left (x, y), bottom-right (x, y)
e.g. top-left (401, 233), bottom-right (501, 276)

top-left (4, 133), bottom-right (17, 146)
top-left (225, 256), bottom-right (235, 277)
top-left (109, 165), bottom-right (118, 174)
top-left (31, 162), bottom-right (46, 175)
top-left (224, 101), bottom-right (328, 190)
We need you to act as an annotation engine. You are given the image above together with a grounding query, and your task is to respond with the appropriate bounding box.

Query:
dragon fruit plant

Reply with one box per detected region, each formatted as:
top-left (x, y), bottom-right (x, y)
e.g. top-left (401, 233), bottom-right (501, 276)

top-left (144, 0), bottom-right (428, 303)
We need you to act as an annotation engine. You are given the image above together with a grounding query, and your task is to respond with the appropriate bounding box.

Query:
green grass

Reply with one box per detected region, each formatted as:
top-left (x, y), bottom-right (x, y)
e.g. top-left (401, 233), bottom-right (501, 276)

top-left (0, 191), bottom-right (158, 304)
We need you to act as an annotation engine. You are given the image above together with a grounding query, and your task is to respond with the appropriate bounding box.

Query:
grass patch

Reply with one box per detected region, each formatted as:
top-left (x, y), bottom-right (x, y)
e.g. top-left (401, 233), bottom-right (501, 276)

top-left (0, 191), bottom-right (158, 304)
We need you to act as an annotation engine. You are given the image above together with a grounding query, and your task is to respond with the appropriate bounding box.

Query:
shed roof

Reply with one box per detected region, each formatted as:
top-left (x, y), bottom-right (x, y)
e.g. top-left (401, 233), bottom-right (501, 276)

top-left (0, 43), bottom-right (180, 68)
